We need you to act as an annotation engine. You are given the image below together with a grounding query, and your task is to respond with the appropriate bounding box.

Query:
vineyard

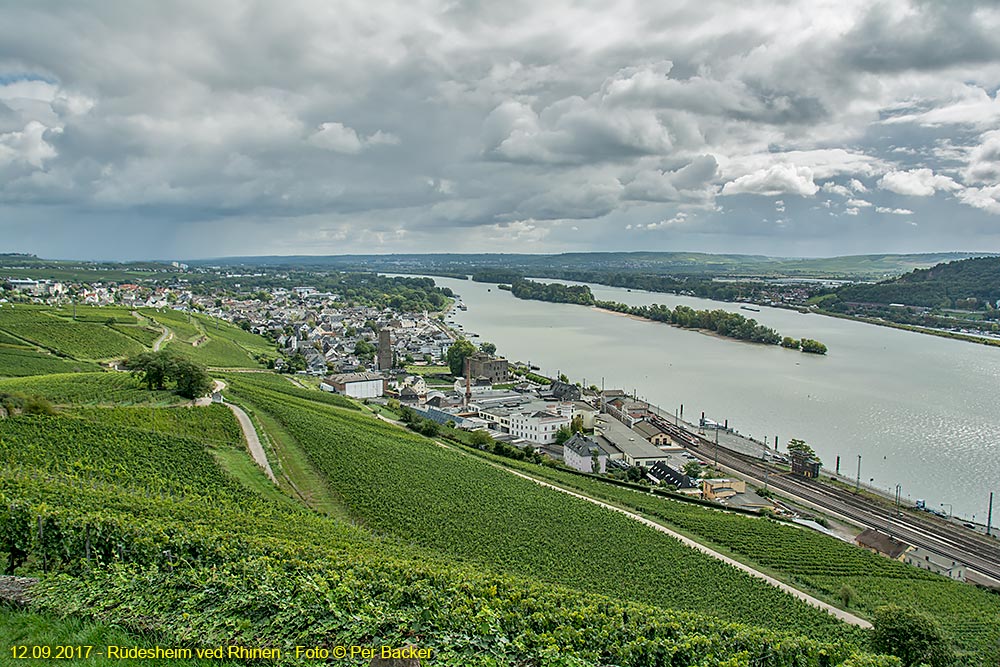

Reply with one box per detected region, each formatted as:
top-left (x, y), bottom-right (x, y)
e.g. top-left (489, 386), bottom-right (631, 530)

top-left (459, 452), bottom-right (1000, 662)
top-left (0, 306), bottom-right (146, 360)
top-left (0, 391), bottom-right (894, 665)
top-left (141, 309), bottom-right (272, 368)
top-left (226, 378), bottom-right (864, 641)
top-left (221, 371), bottom-right (359, 411)
top-left (0, 372), bottom-right (186, 406)
top-left (0, 348), bottom-right (101, 377)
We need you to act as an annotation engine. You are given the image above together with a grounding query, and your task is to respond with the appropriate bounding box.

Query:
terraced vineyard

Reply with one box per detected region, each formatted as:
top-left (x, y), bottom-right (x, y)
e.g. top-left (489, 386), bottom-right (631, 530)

top-left (0, 306), bottom-right (147, 360)
top-left (228, 378), bottom-right (864, 641)
top-left (222, 371), bottom-right (359, 410)
top-left (0, 395), bottom-right (892, 665)
top-left (0, 347), bottom-right (101, 377)
top-left (141, 309), bottom-right (273, 368)
top-left (0, 372), bottom-right (185, 406)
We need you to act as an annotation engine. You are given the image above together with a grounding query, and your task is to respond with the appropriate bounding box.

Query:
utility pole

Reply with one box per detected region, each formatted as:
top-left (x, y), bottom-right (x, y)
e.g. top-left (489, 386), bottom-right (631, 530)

top-left (714, 425), bottom-right (720, 470)
top-left (763, 454), bottom-right (770, 493)
top-left (895, 484), bottom-right (902, 517)
top-left (855, 454), bottom-right (862, 494)
top-left (988, 492), bottom-right (994, 537)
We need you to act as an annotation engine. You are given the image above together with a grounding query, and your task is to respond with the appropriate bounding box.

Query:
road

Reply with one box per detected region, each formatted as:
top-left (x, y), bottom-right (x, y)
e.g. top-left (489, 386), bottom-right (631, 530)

top-left (196, 379), bottom-right (276, 484)
top-left (152, 326), bottom-right (172, 351)
top-left (226, 401), bottom-right (276, 483)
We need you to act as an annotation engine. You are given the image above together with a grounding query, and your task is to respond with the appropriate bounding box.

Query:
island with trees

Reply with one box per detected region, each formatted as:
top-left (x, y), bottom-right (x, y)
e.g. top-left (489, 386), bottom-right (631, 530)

top-left (507, 278), bottom-right (827, 353)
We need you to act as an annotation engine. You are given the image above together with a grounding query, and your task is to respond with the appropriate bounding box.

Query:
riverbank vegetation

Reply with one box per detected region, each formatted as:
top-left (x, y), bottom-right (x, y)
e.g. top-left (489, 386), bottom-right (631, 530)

top-left (506, 278), bottom-right (828, 352)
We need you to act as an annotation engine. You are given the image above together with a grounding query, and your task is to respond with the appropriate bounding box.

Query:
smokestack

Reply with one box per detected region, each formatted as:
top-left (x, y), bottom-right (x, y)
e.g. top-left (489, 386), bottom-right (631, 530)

top-left (464, 356), bottom-right (472, 408)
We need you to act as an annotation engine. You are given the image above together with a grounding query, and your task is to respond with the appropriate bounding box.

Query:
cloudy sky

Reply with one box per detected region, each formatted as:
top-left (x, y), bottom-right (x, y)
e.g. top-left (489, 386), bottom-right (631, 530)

top-left (2, 0), bottom-right (999, 260)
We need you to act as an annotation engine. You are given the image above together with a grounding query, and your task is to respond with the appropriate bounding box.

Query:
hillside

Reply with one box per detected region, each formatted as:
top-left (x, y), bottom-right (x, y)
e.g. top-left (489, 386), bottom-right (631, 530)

top-left (834, 256), bottom-right (1000, 309)
top-left (4, 311), bottom-right (1000, 665)
top-left (186, 251), bottom-right (987, 279)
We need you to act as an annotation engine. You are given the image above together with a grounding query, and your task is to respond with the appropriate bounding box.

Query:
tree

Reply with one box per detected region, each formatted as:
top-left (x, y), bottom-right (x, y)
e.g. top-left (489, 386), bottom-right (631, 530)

top-left (470, 429), bottom-right (494, 449)
top-left (781, 336), bottom-right (800, 349)
top-left (446, 339), bottom-right (477, 377)
top-left (800, 338), bottom-right (828, 355)
top-left (683, 461), bottom-right (703, 479)
top-left (558, 373), bottom-right (569, 383)
top-left (625, 465), bottom-right (646, 483)
top-left (125, 351), bottom-right (175, 390)
top-left (871, 605), bottom-right (954, 667)
top-left (570, 414), bottom-right (584, 433)
top-left (554, 425), bottom-right (573, 445)
top-left (479, 341), bottom-right (497, 355)
top-left (787, 438), bottom-right (821, 466)
top-left (123, 351), bottom-right (212, 399)
top-left (838, 584), bottom-right (857, 608)
top-left (173, 358), bottom-right (213, 399)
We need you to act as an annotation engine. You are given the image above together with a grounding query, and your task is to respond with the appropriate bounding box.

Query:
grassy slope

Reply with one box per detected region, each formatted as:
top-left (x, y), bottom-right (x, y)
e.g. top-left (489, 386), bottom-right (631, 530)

top-left (0, 397), bottom-right (887, 666)
top-left (226, 380), bottom-right (861, 641)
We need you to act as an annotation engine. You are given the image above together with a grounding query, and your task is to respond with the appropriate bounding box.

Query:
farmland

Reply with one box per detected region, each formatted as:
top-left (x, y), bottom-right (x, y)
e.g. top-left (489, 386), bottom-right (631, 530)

top-left (0, 390), bottom-right (891, 665)
top-left (226, 378), bottom-right (863, 640)
top-left (0, 372), bottom-right (186, 406)
top-left (451, 450), bottom-right (1000, 663)
top-left (0, 305), bottom-right (150, 360)
top-left (0, 348), bottom-right (101, 377)
top-left (141, 309), bottom-right (273, 368)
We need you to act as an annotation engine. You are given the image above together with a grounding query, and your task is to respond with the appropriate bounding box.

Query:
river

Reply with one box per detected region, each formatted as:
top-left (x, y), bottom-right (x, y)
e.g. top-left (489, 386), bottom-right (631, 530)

top-left (409, 276), bottom-right (999, 520)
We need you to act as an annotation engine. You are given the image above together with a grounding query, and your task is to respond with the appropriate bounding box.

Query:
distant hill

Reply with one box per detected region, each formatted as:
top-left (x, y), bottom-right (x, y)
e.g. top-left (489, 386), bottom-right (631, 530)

top-left (187, 251), bottom-right (993, 279)
top-left (835, 256), bottom-right (1000, 309)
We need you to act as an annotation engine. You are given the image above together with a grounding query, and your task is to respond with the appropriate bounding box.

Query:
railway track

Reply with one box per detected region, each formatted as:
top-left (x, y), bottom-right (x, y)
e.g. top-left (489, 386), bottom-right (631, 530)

top-left (700, 440), bottom-right (1000, 581)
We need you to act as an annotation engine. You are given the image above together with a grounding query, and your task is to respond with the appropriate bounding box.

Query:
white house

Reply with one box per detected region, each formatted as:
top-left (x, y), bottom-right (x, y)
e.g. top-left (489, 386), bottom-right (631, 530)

top-left (321, 372), bottom-right (384, 399)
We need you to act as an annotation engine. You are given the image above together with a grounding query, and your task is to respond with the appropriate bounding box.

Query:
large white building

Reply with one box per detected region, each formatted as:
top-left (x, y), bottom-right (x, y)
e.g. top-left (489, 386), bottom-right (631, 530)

top-left (477, 399), bottom-right (573, 444)
top-left (321, 372), bottom-right (385, 399)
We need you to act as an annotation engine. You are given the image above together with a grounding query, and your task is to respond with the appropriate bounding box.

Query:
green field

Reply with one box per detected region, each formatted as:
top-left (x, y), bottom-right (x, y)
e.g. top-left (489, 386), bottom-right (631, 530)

top-left (0, 348), bottom-right (101, 377)
top-left (0, 306), bottom-right (149, 360)
top-left (0, 372), bottom-right (186, 406)
top-left (459, 456), bottom-right (1000, 662)
top-left (0, 383), bottom-right (892, 666)
top-left (140, 309), bottom-right (272, 368)
top-left (226, 379), bottom-right (860, 640)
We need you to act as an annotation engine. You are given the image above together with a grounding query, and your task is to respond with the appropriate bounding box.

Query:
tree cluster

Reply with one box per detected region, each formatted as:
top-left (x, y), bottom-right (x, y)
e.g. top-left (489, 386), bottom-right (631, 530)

top-left (510, 279), bottom-right (595, 305)
top-left (123, 351), bottom-right (213, 399)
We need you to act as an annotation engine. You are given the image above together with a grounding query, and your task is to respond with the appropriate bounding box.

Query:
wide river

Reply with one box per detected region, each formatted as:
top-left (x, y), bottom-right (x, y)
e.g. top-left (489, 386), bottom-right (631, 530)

top-left (417, 275), bottom-right (1000, 520)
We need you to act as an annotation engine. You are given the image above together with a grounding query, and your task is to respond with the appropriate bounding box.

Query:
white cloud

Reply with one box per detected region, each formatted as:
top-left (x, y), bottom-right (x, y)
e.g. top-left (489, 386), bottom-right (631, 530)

top-left (882, 86), bottom-right (1000, 129)
top-left (846, 198), bottom-right (872, 208)
top-left (963, 130), bottom-right (1000, 185)
top-left (0, 121), bottom-right (58, 168)
top-left (878, 168), bottom-right (960, 197)
top-left (309, 122), bottom-right (398, 154)
top-left (721, 164), bottom-right (818, 197)
top-left (638, 211), bottom-right (688, 231)
top-left (821, 182), bottom-right (853, 197)
top-left (958, 185), bottom-right (1000, 215)
top-left (849, 178), bottom-right (867, 192)
top-left (875, 206), bottom-right (914, 215)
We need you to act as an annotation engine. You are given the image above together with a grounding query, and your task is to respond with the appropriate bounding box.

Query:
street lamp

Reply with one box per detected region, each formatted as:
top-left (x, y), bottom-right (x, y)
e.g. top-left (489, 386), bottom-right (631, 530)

top-left (940, 503), bottom-right (953, 519)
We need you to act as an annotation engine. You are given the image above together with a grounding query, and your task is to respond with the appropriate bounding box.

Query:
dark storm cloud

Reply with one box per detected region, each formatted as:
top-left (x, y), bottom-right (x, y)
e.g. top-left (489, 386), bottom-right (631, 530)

top-left (0, 0), bottom-right (998, 259)
top-left (840, 2), bottom-right (1000, 73)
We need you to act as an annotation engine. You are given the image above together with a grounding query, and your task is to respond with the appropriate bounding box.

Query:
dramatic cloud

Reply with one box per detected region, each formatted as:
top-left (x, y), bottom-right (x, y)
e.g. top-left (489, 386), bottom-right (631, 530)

top-left (878, 169), bottom-right (961, 197)
top-left (721, 165), bottom-right (819, 197)
top-left (0, 0), bottom-right (999, 259)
